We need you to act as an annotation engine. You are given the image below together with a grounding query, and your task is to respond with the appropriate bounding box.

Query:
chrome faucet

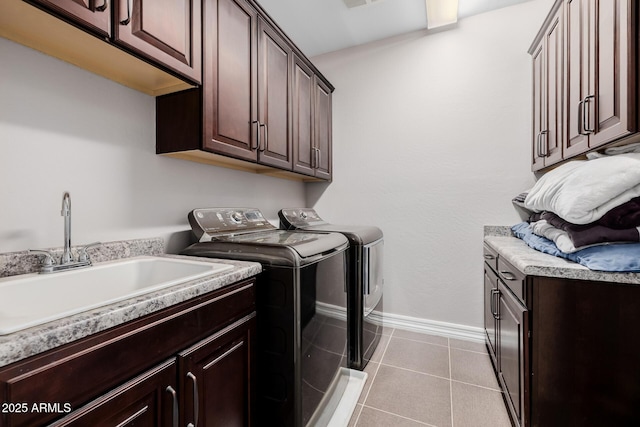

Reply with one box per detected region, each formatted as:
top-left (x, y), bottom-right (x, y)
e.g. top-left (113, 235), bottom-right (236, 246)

top-left (61, 192), bottom-right (73, 264)
top-left (30, 192), bottom-right (101, 273)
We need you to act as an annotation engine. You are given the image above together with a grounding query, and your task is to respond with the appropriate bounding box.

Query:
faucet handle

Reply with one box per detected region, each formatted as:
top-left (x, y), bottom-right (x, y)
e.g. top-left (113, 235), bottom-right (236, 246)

top-left (29, 249), bottom-right (57, 267)
top-left (77, 242), bottom-right (102, 263)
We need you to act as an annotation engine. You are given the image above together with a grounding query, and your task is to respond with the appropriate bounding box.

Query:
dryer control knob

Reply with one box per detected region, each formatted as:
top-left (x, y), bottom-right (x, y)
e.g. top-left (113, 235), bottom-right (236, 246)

top-left (231, 212), bottom-right (244, 223)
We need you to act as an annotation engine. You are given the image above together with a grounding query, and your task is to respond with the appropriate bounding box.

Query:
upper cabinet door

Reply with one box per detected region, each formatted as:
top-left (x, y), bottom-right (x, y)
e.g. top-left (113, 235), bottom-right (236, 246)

top-left (203, 0), bottom-right (258, 161)
top-left (566, 0), bottom-right (635, 153)
top-left (531, 40), bottom-right (546, 171)
top-left (114, 0), bottom-right (202, 83)
top-left (544, 6), bottom-right (564, 166)
top-left (314, 78), bottom-right (332, 180)
top-left (590, 0), bottom-right (634, 147)
top-left (292, 56), bottom-right (315, 176)
top-left (29, 0), bottom-right (110, 37)
top-left (257, 18), bottom-right (293, 170)
top-left (564, 0), bottom-right (590, 157)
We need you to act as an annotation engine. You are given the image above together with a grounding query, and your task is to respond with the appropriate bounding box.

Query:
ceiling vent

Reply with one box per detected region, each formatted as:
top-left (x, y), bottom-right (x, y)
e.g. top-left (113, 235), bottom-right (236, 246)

top-left (343, 0), bottom-right (383, 9)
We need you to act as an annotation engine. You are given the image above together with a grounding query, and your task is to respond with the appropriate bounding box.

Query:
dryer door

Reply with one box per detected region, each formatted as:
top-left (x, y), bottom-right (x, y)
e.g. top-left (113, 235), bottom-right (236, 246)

top-left (363, 238), bottom-right (384, 316)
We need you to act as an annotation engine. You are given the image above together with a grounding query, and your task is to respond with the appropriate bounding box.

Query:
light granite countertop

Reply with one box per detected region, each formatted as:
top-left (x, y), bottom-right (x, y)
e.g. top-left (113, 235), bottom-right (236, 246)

top-left (0, 238), bottom-right (262, 368)
top-left (484, 226), bottom-right (640, 285)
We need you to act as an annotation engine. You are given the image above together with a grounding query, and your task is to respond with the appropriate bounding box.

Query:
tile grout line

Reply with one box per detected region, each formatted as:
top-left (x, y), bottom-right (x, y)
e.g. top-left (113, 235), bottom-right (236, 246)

top-left (353, 328), bottom-right (395, 426)
top-left (448, 337), bottom-right (455, 427)
top-left (390, 334), bottom-right (489, 356)
top-left (360, 404), bottom-right (438, 427)
top-left (374, 361), bottom-right (503, 393)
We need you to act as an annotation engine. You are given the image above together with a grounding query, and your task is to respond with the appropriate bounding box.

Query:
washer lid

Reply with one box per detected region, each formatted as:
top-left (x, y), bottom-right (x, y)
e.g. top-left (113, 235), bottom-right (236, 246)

top-left (218, 230), bottom-right (348, 259)
top-left (279, 208), bottom-right (383, 245)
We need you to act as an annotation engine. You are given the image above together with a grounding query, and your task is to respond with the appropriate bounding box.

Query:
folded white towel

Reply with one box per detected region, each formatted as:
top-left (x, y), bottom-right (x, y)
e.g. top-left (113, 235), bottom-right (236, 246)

top-left (524, 153), bottom-right (640, 224)
top-left (530, 220), bottom-right (580, 253)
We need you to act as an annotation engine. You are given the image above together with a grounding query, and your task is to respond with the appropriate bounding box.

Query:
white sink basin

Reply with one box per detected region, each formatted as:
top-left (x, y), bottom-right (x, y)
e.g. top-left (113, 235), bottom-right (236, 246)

top-left (0, 256), bottom-right (233, 335)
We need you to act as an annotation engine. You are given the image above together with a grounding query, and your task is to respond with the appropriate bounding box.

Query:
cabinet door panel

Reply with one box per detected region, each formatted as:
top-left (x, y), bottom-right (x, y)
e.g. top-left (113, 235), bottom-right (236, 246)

top-left (204, 0), bottom-right (258, 160)
top-left (292, 56), bottom-right (315, 175)
top-left (498, 282), bottom-right (527, 427)
top-left (545, 9), bottom-right (563, 165)
top-left (591, 0), bottom-right (633, 147)
top-left (115, 0), bottom-right (202, 83)
top-left (258, 18), bottom-right (293, 169)
top-left (484, 266), bottom-right (498, 368)
top-left (565, 0), bottom-right (590, 157)
top-left (314, 78), bottom-right (332, 180)
top-left (28, 0), bottom-right (110, 36)
top-left (50, 360), bottom-right (177, 427)
top-left (531, 41), bottom-right (546, 171)
top-left (179, 314), bottom-right (256, 427)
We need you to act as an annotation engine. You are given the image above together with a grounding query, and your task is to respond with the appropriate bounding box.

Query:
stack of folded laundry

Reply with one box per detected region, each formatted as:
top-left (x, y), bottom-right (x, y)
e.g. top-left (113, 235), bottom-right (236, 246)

top-left (510, 147), bottom-right (640, 272)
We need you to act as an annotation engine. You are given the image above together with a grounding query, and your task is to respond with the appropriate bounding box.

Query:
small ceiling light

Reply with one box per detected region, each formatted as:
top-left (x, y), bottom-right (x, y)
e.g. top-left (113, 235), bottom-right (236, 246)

top-left (343, 0), bottom-right (384, 8)
top-left (425, 0), bottom-right (458, 29)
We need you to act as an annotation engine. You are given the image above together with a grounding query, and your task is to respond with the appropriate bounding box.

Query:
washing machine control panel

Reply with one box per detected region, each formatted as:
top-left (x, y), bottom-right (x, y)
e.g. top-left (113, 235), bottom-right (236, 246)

top-left (189, 208), bottom-right (275, 241)
top-left (279, 208), bottom-right (324, 227)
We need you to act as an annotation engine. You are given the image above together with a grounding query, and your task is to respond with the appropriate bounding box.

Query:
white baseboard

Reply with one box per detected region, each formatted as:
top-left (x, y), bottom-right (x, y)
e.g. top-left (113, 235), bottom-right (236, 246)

top-left (378, 312), bottom-right (485, 343)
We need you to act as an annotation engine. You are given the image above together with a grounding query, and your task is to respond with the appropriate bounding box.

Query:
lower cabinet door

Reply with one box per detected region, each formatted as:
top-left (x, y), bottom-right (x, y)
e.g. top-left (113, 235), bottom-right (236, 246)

top-left (484, 265), bottom-right (499, 368)
top-left (498, 281), bottom-right (528, 427)
top-left (178, 313), bottom-right (256, 427)
top-left (49, 360), bottom-right (178, 427)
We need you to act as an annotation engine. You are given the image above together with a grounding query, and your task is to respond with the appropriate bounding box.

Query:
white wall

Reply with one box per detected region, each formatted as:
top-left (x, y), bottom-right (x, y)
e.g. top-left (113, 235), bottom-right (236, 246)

top-left (0, 38), bottom-right (305, 254)
top-left (308, 0), bottom-right (555, 328)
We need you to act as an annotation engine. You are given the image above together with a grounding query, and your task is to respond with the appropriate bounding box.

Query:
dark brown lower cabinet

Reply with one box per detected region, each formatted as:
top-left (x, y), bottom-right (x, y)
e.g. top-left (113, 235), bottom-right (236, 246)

top-left (484, 242), bottom-right (640, 426)
top-left (49, 360), bottom-right (178, 427)
top-left (497, 281), bottom-right (528, 426)
top-left (0, 278), bottom-right (256, 427)
top-left (483, 248), bottom-right (529, 427)
top-left (179, 315), bottom-right (256, 427)
top-left (531, 277), bottom-right (640, 427)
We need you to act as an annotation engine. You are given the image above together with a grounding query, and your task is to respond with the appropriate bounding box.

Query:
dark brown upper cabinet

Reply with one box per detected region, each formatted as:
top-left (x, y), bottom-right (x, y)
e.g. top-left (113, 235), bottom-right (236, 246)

top-left (27, 0), bottom-right (111, 37)
top-left (293, 57), bottom-right (332, 180)
top-left (292, 56), bottom-right (315, 176)
top-left (566, 0), bottom-right (635, 153)
top-left (531, 3), bottom-right (564, 171)
top-left (529, 0), bottom-right (638, 172)
top-left (313, 77), bottom-right (333, 180)
top-left (204, 0), bottom-right (293, 167)
top-left (114, 0), bottom-right (202, 83)
top-left (5, 0), bottom-right (199, 95)
top-left (292, 55), bottom-right (333, 180)
top-left (257, 16), bottom-right (294, 170)
top-left (157, 0), bottom-right (334, 182)
top-left (204, 0), bottom-right (258, 161)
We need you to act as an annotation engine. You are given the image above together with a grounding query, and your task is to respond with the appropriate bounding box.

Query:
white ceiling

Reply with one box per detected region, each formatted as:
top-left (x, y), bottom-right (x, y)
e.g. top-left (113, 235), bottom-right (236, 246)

top-left (257, 0), bottom-right (533, 57)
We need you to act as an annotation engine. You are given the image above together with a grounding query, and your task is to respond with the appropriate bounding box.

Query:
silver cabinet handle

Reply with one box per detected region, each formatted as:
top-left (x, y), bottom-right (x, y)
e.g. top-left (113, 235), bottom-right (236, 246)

top-left (187, 372), bottom-right (199, 427)
top-left (584, 95), bottom-right (595, 134)
top-left (259, 123), bottom-right (267, 152)
top-left (95, 0), bottom-right (107, 12)
top-left (578, 98), bottom-right (586, 135)
top-left (540, 130), bottom-right (548, 157)
top-left (500, 271), bottom-right (517, 281)
top-left (483, 254), bottom-right (495, 260)
top-left (490, 289), bottom-right (499, 319)
top-left (120, 0), bottom-right (131, 25)
top-left (311, 147), bottom-right (320, 169)
top-left (166, 386), bottom-right (179, 427)
top-left (252, 120), bottom-right (260, 151)
top-left (536, 132), bottom-right (542, 158)
top-left (317, 148), bottom-right (321, 168)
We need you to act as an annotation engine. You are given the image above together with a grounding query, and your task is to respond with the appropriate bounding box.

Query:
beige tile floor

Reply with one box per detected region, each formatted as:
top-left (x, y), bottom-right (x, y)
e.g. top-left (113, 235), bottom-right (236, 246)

top-left (348, 328), bottom-right (512, 427)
